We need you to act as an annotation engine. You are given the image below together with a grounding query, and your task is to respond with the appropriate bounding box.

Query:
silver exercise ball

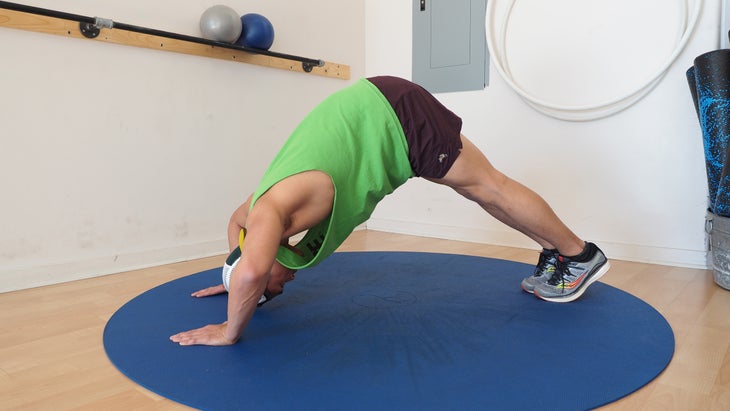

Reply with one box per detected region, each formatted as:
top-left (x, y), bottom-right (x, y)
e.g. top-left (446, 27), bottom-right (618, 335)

top-left (199, 5), bottom-right (242, 43)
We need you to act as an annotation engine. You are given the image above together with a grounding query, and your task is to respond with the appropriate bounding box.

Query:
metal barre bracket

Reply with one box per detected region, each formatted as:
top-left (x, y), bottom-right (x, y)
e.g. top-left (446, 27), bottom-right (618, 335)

top-left (302, 59), bottom-right (325, 72)
top-left (79, 17), bottom-right (113, 39)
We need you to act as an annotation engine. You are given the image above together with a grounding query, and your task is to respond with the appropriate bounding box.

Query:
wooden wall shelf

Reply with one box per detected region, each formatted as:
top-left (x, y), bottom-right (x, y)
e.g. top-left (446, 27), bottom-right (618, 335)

top-left (0, 1), bottom-right (350, 80)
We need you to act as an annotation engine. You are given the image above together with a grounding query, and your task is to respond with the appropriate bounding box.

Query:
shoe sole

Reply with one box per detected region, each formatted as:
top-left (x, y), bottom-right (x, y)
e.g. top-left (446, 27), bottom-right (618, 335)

top-left (534, 261), bottom-right (611, 303)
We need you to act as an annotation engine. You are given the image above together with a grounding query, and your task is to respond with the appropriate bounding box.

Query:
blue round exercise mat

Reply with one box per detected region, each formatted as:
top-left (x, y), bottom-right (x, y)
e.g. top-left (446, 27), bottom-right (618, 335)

top-left (104, 251), bottom-right (674, 411)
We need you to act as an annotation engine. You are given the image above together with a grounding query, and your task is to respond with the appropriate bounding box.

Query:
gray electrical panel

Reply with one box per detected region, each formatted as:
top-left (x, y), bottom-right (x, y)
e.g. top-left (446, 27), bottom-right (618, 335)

top-left (412, 0), bottom-right (489, 93)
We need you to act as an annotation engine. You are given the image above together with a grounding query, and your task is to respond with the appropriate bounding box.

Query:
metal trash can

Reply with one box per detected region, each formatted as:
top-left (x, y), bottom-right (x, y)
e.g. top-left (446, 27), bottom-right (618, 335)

top-left (708, 212), bottom-right (730, 290)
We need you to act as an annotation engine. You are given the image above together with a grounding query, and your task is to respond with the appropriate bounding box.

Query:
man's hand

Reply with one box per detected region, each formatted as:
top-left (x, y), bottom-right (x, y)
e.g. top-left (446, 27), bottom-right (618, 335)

top-left (169, 323), bottom-right (238, 346)
top-left (191, 284), bottom-right (227, 298)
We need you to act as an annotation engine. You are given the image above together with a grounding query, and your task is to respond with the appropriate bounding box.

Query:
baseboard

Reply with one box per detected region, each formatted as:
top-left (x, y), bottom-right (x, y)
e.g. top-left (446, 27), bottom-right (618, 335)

top-left (366, 218), bottom-right (710, 269)
top-left (1, 222), bottom-right (708, 293)
top-left (0, 228), bottom-right (359, 293)
top-left (0, 239), bottom-right (228, 293)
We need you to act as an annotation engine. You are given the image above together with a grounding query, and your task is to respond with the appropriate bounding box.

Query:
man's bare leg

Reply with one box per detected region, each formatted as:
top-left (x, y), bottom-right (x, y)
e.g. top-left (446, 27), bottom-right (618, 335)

top-left (429, 134), bottom-right (610, 302)
top-left (428, 135), bottom-right (584, 256)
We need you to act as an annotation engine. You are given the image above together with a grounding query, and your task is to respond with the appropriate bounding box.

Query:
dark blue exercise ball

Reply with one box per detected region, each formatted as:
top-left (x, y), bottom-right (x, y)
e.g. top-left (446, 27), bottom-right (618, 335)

top-left (235, 13), bottom-right (275, 50)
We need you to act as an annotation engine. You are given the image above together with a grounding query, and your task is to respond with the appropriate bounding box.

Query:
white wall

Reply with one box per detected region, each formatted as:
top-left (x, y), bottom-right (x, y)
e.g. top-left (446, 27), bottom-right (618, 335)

top-left (0, 0), bottom-right (364, 292)
top-left (1, 0), bottom-right (718, 292)
top-left (365, 0), bottom-right (717, 268)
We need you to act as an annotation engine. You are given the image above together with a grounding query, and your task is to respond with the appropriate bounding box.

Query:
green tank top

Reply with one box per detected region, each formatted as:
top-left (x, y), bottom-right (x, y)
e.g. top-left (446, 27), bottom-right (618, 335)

top-left (250, 78), bottom-right (414, 269)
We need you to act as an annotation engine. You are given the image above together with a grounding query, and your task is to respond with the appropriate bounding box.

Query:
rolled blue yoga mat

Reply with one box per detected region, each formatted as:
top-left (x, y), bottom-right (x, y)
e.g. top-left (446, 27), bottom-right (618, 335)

top-left (687, 50), bottom-right (730, 216)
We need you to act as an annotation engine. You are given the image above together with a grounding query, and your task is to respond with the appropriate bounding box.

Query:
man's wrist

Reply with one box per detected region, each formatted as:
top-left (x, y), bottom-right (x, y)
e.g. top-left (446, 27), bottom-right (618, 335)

top-left (222, 323), bottom-right (241, 344)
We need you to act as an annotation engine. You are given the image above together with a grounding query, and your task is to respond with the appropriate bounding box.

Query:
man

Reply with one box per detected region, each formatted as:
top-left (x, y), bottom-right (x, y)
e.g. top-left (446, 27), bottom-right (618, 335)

top-left (170, 76), bottom-right (609, 346)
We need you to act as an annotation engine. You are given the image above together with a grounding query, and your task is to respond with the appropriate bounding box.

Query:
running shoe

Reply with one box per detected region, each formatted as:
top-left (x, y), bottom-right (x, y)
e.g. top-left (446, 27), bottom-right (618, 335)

top-left (534, 243), bottom-right (610, 303)
top-left (521, 248), bottom-right (559, 293)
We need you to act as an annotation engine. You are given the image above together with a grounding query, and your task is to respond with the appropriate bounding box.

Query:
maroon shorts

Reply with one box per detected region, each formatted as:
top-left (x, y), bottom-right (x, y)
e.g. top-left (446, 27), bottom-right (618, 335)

top-left (368, 76), bottom-right (463, 179)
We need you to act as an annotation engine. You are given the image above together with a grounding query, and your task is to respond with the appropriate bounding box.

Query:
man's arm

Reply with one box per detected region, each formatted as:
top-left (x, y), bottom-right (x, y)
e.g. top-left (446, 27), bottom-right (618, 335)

top-left (170, 201), bottom-right (285, 346)
top-left (170, 171), bottom-right (334, 345)
top-left (221, 205), bottom-right (284, 343)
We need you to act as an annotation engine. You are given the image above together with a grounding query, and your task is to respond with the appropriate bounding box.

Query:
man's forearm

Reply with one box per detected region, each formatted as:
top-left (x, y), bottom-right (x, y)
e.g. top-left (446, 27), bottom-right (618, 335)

top-left (224, 268), bottom-right (268, 342)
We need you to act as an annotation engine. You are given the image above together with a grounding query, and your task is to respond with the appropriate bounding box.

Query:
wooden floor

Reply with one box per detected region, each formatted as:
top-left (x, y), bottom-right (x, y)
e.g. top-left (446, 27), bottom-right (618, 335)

top-left (1, 230), bottom-right (729, 410)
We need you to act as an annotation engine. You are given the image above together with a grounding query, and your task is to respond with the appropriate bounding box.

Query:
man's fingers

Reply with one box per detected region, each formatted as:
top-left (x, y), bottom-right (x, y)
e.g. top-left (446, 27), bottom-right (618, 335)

top-left (169, 324), bottom-right (236, 346)
top-left (191, 284), bottom-right (227, 298)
